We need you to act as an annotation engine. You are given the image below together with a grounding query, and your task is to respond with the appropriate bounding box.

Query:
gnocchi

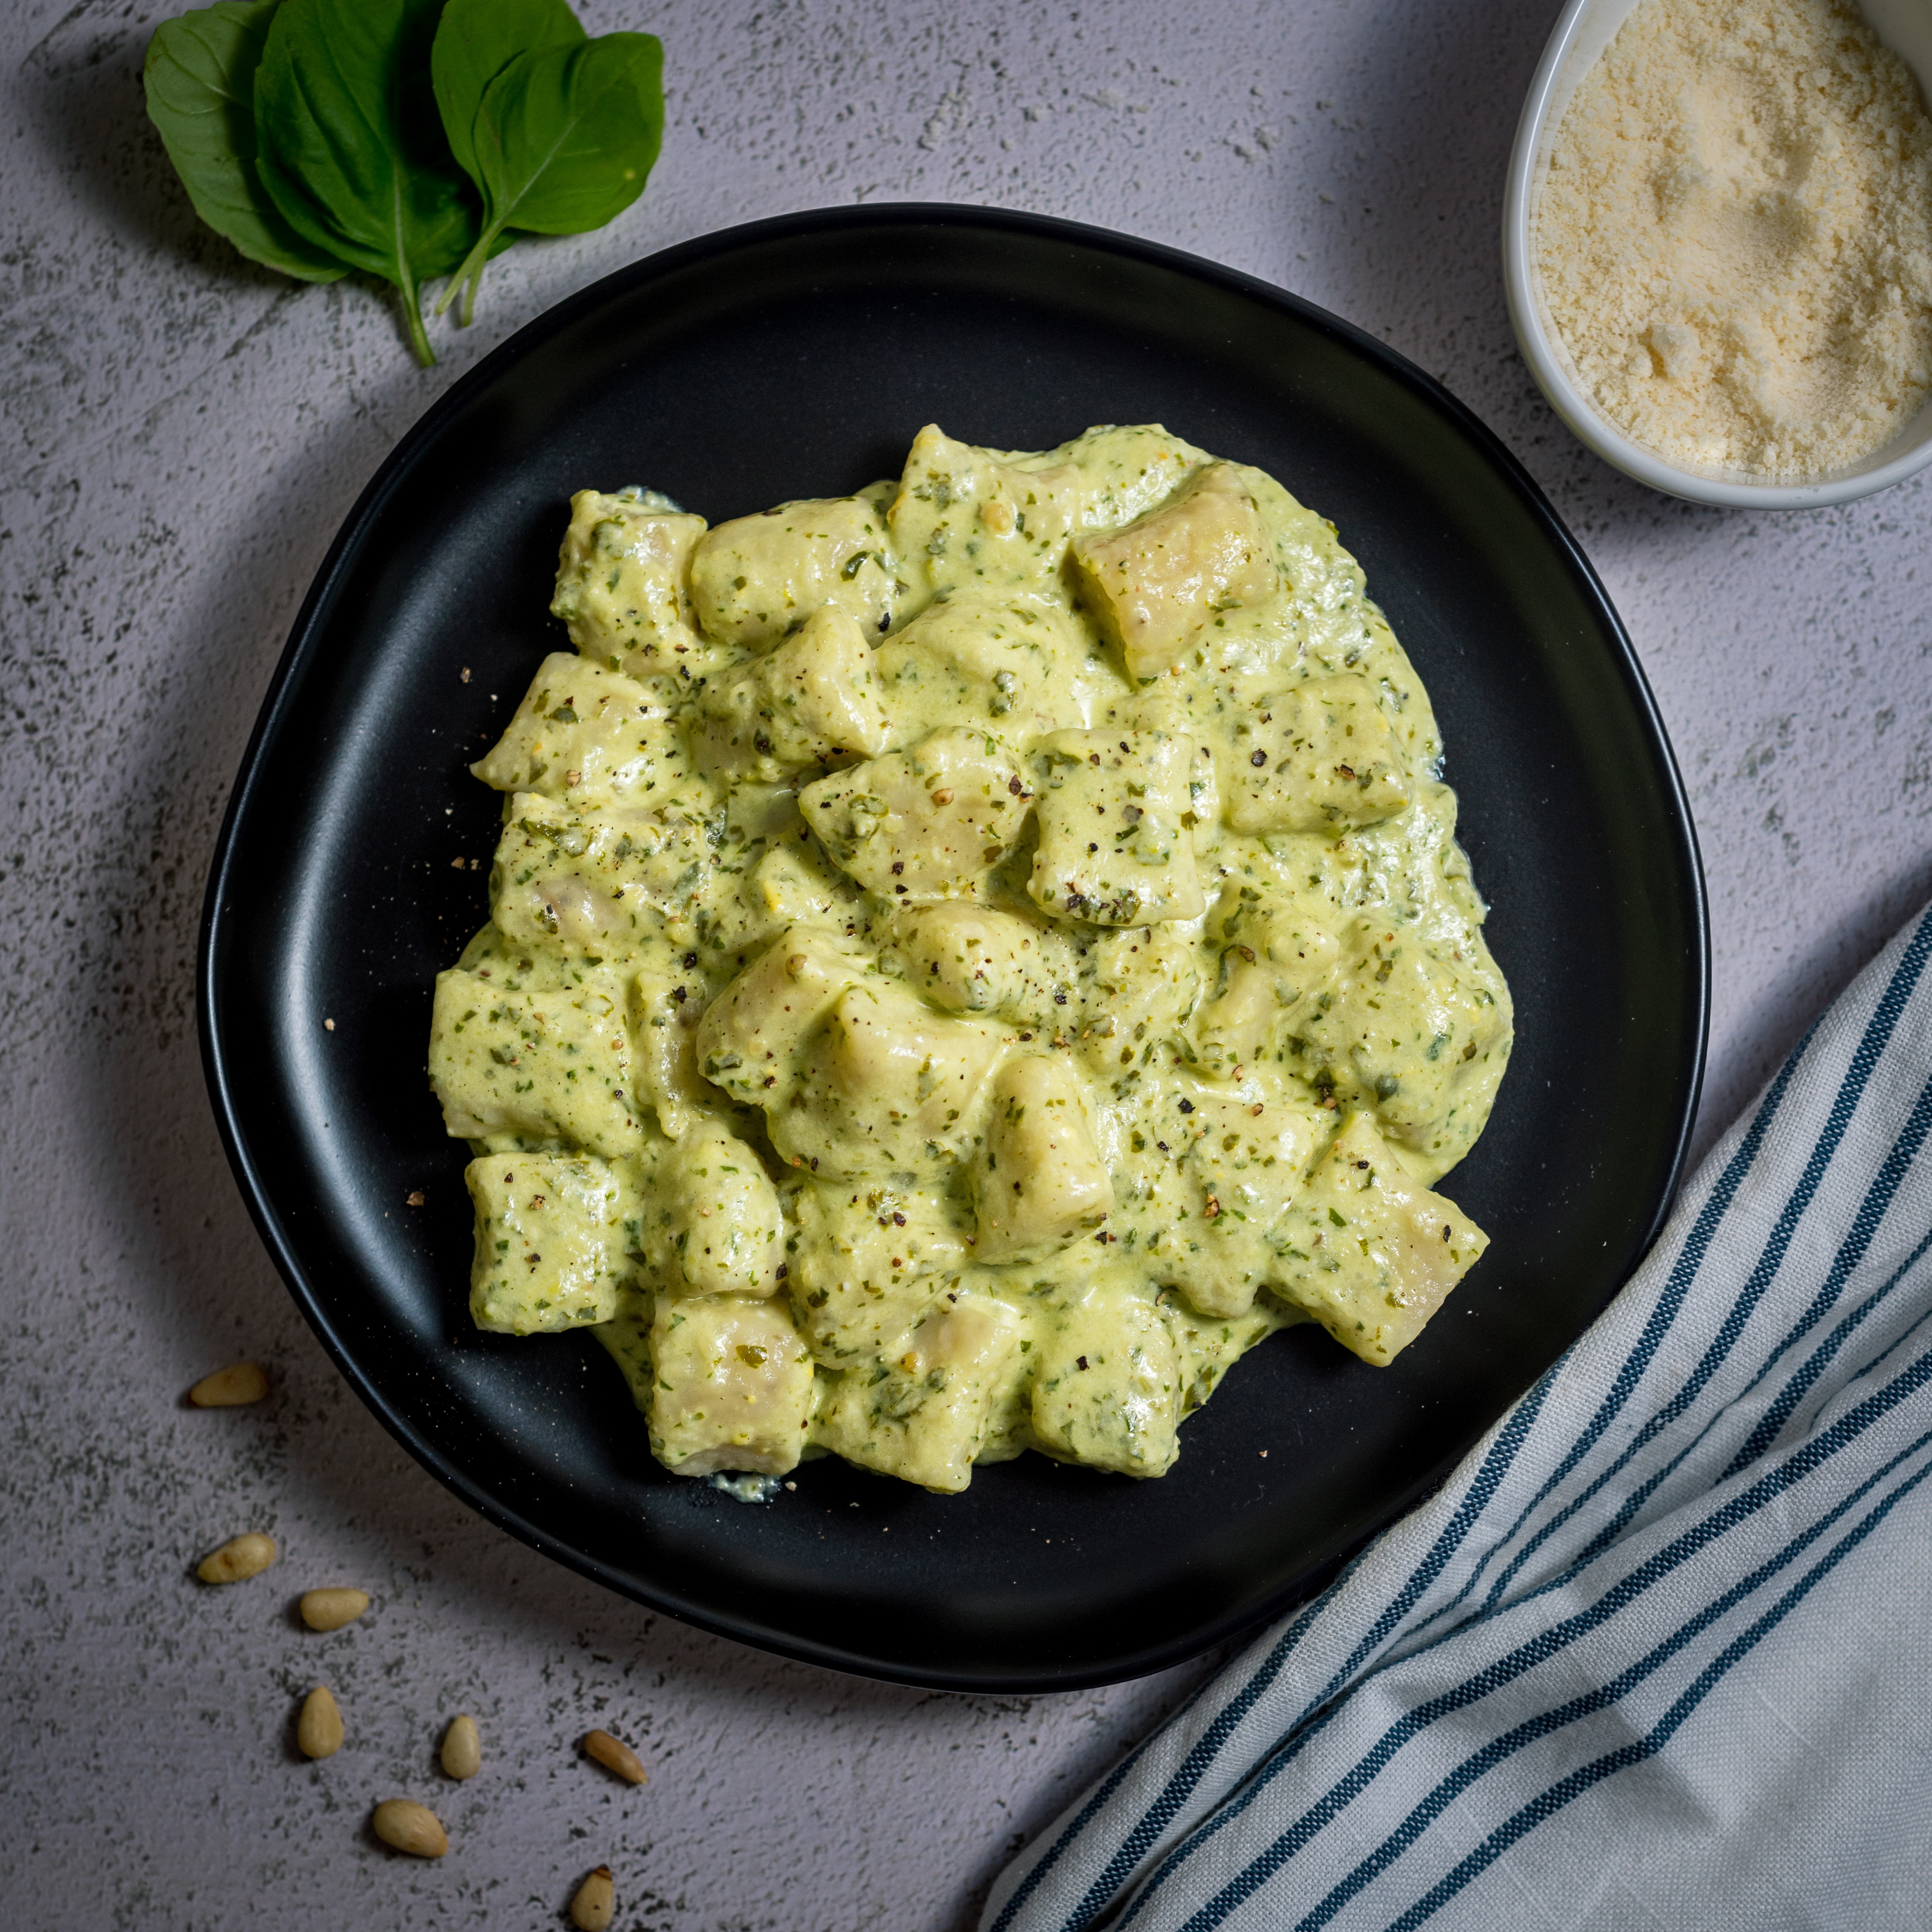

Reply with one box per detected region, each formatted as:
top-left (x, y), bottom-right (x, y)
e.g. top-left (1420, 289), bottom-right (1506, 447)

top-left (430, 425), bottom-right (1512, 1492)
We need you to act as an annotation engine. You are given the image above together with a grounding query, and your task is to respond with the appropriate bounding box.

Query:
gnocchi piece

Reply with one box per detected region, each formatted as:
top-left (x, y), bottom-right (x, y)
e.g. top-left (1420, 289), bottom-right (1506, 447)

top-left (1074, 927), bottom-right (1202, 1078)
top-left (972, 1055), bottom-right (1111, 1263)
top-left (1063, 424), bottom-right (1204, 532)
top-left (550, 489), bottom-right (707, 672)
top-left (471, 655), bottom-right (693, 800)
top-left (799, 727), bottom-right (1030, 902)
top-left (785, 1182), bottom-right (973, 1364)
top-left (814, 1290), bottom-right (1024, 1492)
top-left (880, 903), bottom-right (1074, 1026)
top-left (1286, 917), bottom-right (1513, 1182)
top-left (490, 791), bottom-right (718, 946)
top-left (1071, 462), bottom-right (1279, 678)
top-left (646, 1294), bottom-right (816, 1475)
top-left (626, 951), bottom-right (709, 1137)
top-left (887, 424), bottom-right (1083, 595)
top-left (430, 967), bottom-right (641, 1157)
top-left (781, 981), bottom-right (1008, 1178)
top-left (1271, 1111), bottom-right (1487, 1365)
top-left (688, 490), bottom-right (899, 647)
top-left (875, 591), bottom-right (1080, 738)
top-left (1192, 898), bottom-right (1342, 1077)
top-left (1029, 1282), bottom-right (1180, 1477)
top-left (465, 1153), bottom-right (638, 1334)
top-left (698, 605), bottom-right (894, 779)
top-left (693, 927), bottom-right (871, 1108)
top-left (1028, 729), bottom-right (1205, 927)
top-left (698, 839), bottom-right (844, 958)
top-left (657, 1120), bottom-right (784, 1295)
top-left (1156, 1090), bottom-right (1323, 1319)
top-left (1222, 674), bottom-right (1412, 834)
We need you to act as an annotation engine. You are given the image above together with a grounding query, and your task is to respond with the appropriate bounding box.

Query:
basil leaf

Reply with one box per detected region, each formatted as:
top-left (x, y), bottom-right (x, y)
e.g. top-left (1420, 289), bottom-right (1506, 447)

top-left (439, 33), bottom-right (663, 326)
top-left (143, 0), bottom-right (346, 284)
top-left (253, 0), bottom-right (480, 365)
top-left (431, 0), bottom-right (585, 184)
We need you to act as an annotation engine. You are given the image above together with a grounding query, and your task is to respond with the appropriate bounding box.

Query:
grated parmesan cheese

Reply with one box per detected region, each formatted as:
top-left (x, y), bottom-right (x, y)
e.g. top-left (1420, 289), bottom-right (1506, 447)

top-left (1535, 0), bottom-right (1932, 480)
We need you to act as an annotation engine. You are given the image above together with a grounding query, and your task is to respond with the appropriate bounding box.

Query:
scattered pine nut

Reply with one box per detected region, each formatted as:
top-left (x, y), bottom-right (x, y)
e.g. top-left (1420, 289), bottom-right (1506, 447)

top-left (371, 1799), bottom-right (447, 1858)
top-left (581, 1729), bottom-right (647, 1785)
top-left (297, 1686), bottom-right (343, 1759)
top-left (197, 1532), bottom-right (277, 1584)
top-left (570, 1866), bottom-right (616, 1930)
top-left (299, 1587), bottom-right (371, 1632)
top-left (440, 1714), bottom-right (481, 1780)
top-left (187, 1362), bottom-right (268, 1407)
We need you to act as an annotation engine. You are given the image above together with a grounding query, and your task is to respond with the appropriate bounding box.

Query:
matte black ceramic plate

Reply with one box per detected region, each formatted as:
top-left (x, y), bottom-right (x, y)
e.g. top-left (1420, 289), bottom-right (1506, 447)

top-left (200, 206), bottom-right (1707, 1691)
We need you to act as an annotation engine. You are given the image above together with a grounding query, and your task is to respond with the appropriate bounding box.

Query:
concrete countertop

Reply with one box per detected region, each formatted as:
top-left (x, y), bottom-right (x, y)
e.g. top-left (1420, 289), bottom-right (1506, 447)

top-left (4, 1), bottom-right (1928, 1926)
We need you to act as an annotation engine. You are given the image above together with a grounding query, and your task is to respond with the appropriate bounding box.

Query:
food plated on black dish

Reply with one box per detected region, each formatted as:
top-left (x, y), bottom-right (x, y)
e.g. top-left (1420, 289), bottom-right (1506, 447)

top-left (201, 207), bottom-right (1703, 1686)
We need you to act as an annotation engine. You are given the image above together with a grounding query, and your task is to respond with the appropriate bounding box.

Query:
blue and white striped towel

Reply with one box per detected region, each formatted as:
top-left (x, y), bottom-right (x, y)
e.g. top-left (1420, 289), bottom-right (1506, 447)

top-left (987, 905), bottom-right (1932, 1932)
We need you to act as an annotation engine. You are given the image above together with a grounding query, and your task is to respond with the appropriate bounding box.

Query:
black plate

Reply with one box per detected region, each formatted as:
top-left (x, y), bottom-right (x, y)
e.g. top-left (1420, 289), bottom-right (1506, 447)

top-left (199, 206), bottom-right (1707, 1691)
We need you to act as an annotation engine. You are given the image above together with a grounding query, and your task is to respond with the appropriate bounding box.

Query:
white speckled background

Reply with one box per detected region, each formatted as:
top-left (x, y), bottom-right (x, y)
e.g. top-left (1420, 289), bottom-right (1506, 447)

top-left (3, 0), bottom-right (1929, 1925)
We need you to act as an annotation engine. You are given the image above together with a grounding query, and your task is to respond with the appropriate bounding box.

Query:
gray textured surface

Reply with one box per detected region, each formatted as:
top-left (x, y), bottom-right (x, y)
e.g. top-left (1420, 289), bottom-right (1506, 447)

top-left (3, 1), bottom-right (1929, 1927)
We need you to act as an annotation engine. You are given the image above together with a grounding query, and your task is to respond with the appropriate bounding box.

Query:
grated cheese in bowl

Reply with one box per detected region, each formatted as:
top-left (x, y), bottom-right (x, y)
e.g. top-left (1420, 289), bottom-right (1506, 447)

top-left (1532, 0), bottom-right (1932, 483)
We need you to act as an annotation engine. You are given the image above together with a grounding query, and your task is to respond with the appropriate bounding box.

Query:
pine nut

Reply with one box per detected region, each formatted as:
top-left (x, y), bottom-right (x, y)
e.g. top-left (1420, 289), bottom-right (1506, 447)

top-left (440, 1714), bottom-right (481, 1780)
top-left (297, 1686), bottom-right (343, 1759)
top-left (371, 1799), bottom-right (447, 1858)
top-left (187, 1362), bottom-right (268, 1407)
top-left (570, 1866), bottom-right (616, 1930)
top-left (298, 1588), bottom-right (370, 1632)
top-left (582, 1729), bottom-right (647, 1785)
top-left (196, 1532), bottom-right (276, 1583)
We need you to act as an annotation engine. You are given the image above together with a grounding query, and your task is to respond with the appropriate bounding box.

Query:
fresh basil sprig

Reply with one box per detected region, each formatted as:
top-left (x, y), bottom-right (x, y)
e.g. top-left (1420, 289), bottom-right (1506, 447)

top-left (435, 30), bottom-right (664, 326)
top-left (142, 0), bottom-right (664, 367)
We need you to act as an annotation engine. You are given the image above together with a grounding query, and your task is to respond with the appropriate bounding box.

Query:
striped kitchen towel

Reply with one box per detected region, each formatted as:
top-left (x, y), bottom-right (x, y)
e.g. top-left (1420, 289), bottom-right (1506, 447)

top-left (986, 903), bottom-right (1932, 1932)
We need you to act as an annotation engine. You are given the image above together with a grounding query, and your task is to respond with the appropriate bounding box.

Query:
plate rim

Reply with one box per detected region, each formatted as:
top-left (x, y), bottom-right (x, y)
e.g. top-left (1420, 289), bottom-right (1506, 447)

top-left (198, 201), bottom-right (1711, 1690)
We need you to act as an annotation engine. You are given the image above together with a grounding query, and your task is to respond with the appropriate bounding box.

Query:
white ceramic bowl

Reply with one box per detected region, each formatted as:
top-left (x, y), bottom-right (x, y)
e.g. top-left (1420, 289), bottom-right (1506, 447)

top-left (1503, 0), bottom-right (1932, 508)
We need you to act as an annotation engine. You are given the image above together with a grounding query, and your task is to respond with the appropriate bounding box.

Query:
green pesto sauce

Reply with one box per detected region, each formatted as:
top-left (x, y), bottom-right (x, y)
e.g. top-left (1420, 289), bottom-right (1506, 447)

top-left (428, 424), bottom-right (1513, 1493)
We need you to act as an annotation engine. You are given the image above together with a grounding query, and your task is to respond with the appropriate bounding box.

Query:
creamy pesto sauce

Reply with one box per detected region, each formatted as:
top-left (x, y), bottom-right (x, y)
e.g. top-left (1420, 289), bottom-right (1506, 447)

top-left (428, 424), bottom-right (1513, 1493)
